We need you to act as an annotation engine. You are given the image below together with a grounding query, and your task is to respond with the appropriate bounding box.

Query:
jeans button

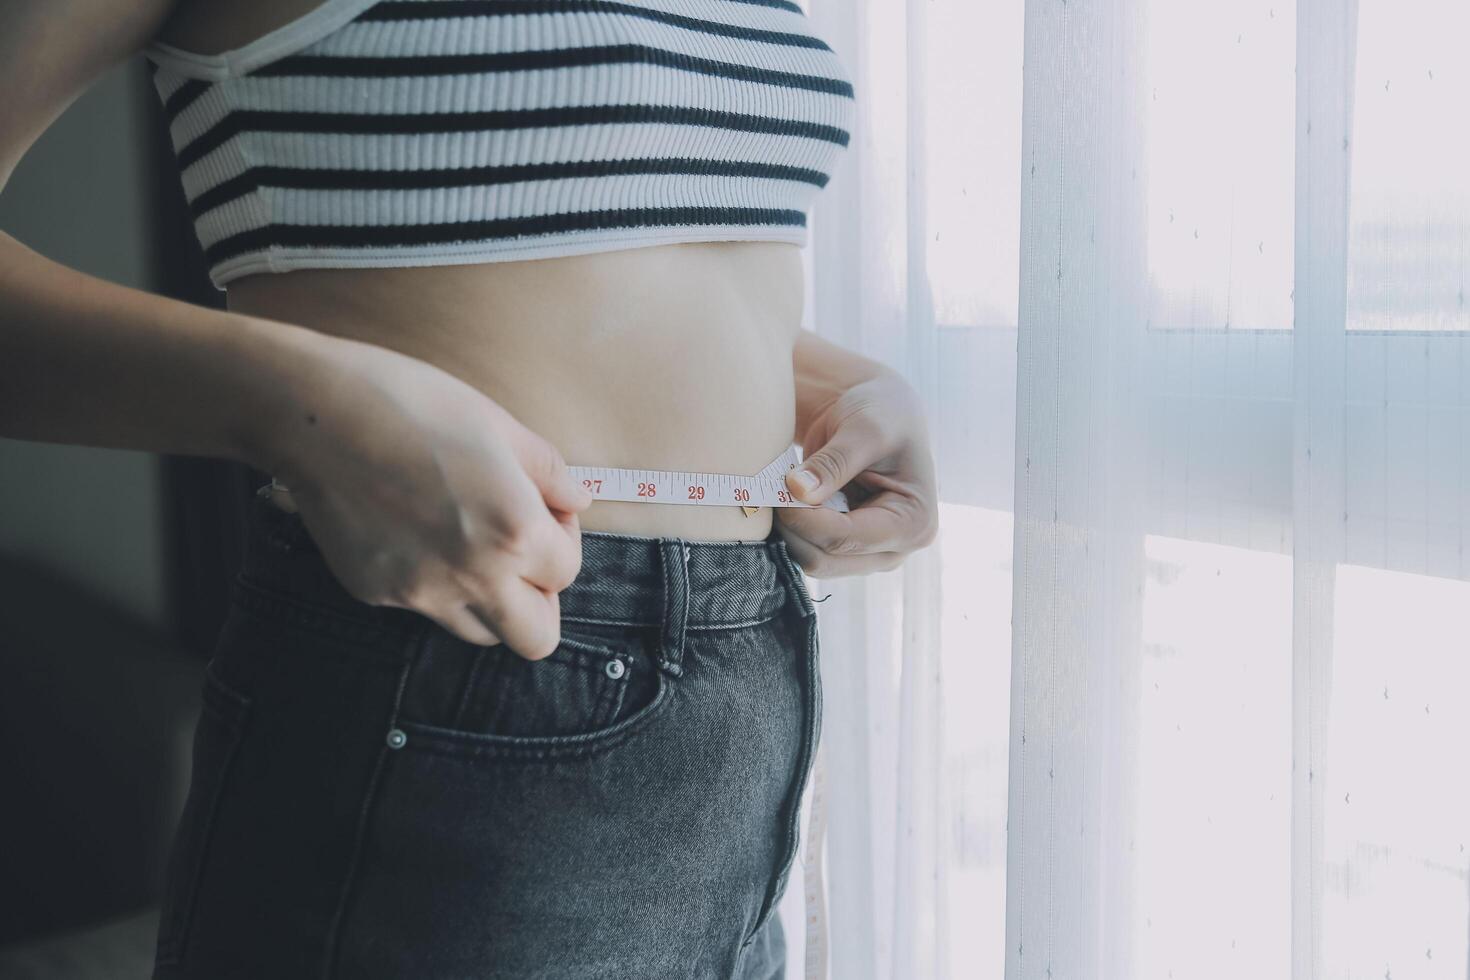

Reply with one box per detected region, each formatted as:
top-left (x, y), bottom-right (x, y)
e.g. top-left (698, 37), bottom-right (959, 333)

top-left (604, 659), bottom-right (626, 680)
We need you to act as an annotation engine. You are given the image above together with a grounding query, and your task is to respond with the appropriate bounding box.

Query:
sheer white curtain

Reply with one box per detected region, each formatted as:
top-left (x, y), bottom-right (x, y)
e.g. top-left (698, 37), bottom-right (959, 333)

top-left (788, 0), bottom-right (1470, 977)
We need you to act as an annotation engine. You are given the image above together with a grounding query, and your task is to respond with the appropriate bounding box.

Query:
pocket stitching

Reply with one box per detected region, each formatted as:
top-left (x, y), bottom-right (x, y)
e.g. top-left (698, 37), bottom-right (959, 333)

top-left (154, 664), bottom-right (253, 965)
top-left (396, 668), bottom-right (671, 762)
top-left (470, 627), bottom-right (643, 737)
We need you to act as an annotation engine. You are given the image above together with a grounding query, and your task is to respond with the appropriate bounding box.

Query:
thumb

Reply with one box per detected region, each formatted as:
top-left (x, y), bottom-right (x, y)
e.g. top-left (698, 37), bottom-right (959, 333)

top-left (521, 439), bottom-right (594, 514)
top-left (787, 431), bottom-right (869, 505)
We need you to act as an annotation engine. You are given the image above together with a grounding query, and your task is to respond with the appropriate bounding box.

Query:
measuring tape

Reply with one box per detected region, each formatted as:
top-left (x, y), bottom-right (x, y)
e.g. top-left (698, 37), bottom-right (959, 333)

top-left (566, 443), bottom-right (849, 515)
top-left (261, 445), bottom-right (848, 516)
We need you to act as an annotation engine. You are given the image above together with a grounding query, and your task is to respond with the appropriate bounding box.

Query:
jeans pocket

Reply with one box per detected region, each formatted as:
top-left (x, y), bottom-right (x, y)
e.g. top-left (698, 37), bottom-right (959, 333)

top-left (153, 661), bottom-right (253, 967)
top-left (394, 620), bottom-right (673, 762)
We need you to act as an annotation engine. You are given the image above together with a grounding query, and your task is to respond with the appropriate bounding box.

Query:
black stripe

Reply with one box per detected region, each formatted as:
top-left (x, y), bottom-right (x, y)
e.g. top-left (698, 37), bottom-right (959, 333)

top-left (725, 0), bottom-right (805, 12)
top-left (177, 104), bottom-right (848, 170)
top-left (204, 207), bottom-right (806, 267)
top-left (247, 43), bottom-right (854, 98)
top-left (191, 157), bottom-right (828, 218)
top-left (164, 79), bottom-right (212, 121)
top-left (356, 1), bottom-right (832, 51)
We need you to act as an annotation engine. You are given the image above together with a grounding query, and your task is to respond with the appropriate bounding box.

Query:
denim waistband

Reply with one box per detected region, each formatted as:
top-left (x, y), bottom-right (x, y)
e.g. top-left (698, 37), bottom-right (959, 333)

top-left (238, 488), bottom-right (815, 655)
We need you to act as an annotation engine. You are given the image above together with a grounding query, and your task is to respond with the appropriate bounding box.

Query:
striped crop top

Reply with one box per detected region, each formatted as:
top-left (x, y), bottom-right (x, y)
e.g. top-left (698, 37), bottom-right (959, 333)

top-left (141, 0), bottom-right (856, 290)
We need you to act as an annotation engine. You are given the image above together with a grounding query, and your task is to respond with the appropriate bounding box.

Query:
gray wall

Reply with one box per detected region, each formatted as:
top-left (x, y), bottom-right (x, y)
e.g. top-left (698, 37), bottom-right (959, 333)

top-left (0, 57), bottom-right (168, 629)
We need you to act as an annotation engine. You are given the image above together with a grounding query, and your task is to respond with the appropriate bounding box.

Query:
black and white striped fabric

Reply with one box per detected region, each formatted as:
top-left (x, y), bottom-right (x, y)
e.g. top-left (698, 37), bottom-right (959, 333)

top-left (143, 0), bottom-right (856, 290)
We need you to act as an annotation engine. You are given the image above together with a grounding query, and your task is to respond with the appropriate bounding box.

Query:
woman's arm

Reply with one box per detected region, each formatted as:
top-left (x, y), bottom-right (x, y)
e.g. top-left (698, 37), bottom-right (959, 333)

top-left (781, 329), bottom-right (939, 576)
top-left (0, 0), bottom-right (594, 659)
top-left (0, 231), bottom-right (343, 471)
top-left (0, 0), bottom-right (314, 468)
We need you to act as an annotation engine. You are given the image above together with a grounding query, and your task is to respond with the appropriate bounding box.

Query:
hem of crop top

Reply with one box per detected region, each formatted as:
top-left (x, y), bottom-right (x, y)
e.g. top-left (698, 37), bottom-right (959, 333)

top-left (143, 0), bottom-right (382, 81)
top-left (204, 223), bottom-right (810, 290)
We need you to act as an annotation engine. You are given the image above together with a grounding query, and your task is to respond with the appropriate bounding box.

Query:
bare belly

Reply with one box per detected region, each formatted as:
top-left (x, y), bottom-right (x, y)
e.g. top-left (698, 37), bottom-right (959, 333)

top-left (225, 240), bottom-right (805, 542)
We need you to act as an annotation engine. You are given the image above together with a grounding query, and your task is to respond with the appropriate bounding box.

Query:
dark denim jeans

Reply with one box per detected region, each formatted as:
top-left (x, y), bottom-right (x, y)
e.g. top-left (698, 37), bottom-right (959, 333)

top-left (152, 490), bottom-right (822, 979)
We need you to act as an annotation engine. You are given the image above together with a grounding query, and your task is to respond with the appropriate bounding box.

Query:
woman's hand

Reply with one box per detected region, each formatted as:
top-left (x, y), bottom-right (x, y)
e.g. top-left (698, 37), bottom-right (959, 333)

top-left (247, 319), bottom-right (593, 660)
top-left (779, 335), bottom-right (939, 577)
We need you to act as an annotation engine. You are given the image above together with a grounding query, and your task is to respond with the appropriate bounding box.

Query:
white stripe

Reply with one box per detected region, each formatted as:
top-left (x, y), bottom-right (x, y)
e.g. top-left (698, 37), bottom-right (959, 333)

top-left (147, 0), bottom-right (850, 288)
top-left (194, 171), bottom-right (815, 248)
top-left (305, 11), bottom-right (850, 80)
top-left (167, 60), bottom-right (852, 150)
top-left (630, 0), bottom-right (811, 31)
top-left (205, 223), bottom-right (808, 288)
top-left (179, 123), bottom-right (843, 204)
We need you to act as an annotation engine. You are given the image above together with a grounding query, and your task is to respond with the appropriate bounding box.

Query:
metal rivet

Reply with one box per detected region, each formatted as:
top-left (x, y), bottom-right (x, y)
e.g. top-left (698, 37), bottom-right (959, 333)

top-left (605, 659), bottom-right (626, 680)
top-left (386, 728), bottom-right (407, 749)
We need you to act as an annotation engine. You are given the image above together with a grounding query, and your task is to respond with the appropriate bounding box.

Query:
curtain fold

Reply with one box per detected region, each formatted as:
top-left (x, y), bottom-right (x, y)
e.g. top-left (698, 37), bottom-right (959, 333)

top-left (1005, 0), bottom-right (1149, 976)
top-left (1292, 1), bottom-right (1359, 977)
top-left (794, 2), bottom-right (950, 978)
top-left (799, 0), bottom-right (1470, 976)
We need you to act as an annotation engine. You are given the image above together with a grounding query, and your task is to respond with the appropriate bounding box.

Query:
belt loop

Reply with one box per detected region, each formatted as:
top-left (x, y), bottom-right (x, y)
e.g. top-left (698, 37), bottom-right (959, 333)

top-left (771, 538), bottom-right (816, 618)
top-left (658, 538), bottom-right (689, 676)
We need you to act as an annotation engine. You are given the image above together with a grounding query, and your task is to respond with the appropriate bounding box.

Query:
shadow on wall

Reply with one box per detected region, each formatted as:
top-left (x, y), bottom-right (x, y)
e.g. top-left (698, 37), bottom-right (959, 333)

top-left (0, 53), bottom-right (254, 976)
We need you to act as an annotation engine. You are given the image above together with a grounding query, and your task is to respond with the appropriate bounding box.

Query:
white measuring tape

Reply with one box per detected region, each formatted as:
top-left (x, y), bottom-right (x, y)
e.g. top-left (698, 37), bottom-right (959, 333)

top-left (261, 444), bottom-right (848, 516)
top-left (566, 443), bottom-right (849, 514)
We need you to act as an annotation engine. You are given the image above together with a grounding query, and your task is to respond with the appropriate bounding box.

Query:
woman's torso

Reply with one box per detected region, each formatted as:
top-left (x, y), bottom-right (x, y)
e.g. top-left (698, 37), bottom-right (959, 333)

top-left (155, 0), bottom-right (812, 542)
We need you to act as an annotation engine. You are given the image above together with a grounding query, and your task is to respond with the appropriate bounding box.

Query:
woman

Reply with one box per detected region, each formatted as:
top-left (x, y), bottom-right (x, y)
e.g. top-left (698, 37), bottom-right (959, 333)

top-left (0, 0), bottom-right (937, 976)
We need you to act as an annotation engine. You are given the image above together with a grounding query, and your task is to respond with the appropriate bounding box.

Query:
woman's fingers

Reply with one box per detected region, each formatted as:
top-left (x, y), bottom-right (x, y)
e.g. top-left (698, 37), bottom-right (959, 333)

top-left (786, 417), bottom-right (893, 507)
top-left (463, 576), bottom-right (562, 660)
top-left (513, 428), bottom-right (595, 514)
top-left (778, 526), bottom-right (905, 578)
top-left (776, 488), bottom-right (922, 555)
top-left (448, 603), bottom-right (503, 647)
top-left (512, 510), bottom-right (585, 593)
top-left (385, 593), bottom-right (501, 647)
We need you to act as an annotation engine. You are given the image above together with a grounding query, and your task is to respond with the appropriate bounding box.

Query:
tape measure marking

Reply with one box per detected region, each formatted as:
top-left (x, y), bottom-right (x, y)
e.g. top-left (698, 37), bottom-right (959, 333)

top-left (261, 445), bottom-right (849, 514)
top-left (567, 444), bottom-right (850, 513)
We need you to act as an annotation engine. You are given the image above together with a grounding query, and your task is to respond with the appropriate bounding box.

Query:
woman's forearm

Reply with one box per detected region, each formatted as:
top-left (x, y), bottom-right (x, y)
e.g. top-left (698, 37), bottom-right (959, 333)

top-left (0, 231), bottom-right (342, 471)
top-left (791, 328), bottom-right (895, 437)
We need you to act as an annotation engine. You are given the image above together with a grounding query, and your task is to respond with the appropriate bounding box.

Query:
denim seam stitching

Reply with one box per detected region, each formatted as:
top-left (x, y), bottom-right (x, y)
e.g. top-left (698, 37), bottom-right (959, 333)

top-left (320, 621), bottom-right (430, 979)
top-left (561, 611), bottom-right (783, 631)
top-left (743, 607), bottom-right (821, 948)
top-left (657, 540), bottom-right (687, 676)
top-left (772, 542), bottom-right (816, 618)
top-left (154, 681), bottom-right (252, 967)
top-left (393, 673), bottom-right (670, 762)
top-left (448, 645), bottom-right (486, 732)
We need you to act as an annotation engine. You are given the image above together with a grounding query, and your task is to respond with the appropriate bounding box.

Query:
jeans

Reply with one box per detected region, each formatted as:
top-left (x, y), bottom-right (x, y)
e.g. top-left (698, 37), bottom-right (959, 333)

top-left (152, 490), bottom-right (822, 979)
